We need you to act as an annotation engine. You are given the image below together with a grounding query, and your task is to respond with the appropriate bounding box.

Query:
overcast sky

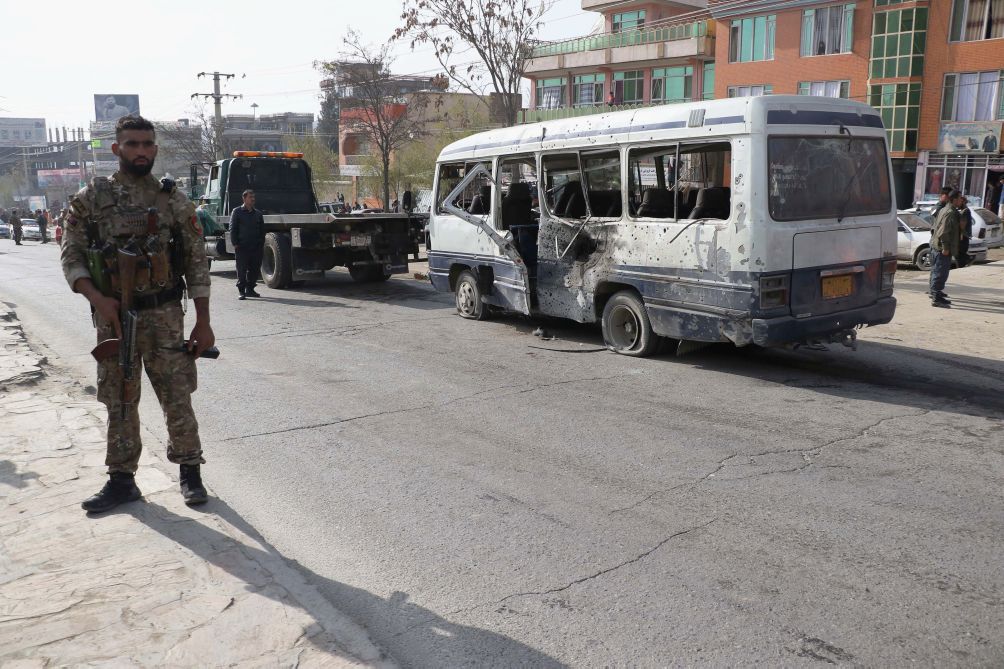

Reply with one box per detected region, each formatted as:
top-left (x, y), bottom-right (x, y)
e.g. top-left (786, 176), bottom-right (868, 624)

top-left (2, 0), bottom-right (599, 133)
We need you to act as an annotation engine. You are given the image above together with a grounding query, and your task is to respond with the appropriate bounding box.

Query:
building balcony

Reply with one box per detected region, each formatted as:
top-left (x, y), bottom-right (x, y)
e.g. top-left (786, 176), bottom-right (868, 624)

top-left (519, 98), bottom-right (703, 124)
top-left (527, 19), bottom-right (714, 74)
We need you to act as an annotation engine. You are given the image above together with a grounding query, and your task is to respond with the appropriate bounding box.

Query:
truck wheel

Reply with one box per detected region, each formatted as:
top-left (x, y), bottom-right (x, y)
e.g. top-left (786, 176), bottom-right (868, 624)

top-left (455, 270), bottom-right (488, 320)
top-left (601, 290), bottom-right (660, 357)
top-left (349, 264), bottom-right (391, 282)
top-left (262, 233), bottom-right (292, 289)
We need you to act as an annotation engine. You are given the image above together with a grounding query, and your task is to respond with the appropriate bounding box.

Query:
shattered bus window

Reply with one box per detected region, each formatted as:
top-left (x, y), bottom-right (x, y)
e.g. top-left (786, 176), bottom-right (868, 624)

top-left (768, 137), bottom-right (891, 221)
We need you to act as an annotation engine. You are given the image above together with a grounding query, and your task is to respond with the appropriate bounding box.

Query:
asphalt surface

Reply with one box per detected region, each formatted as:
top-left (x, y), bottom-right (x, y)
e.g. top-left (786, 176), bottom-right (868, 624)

top-left (3, 241), bottom-right (1002, 666)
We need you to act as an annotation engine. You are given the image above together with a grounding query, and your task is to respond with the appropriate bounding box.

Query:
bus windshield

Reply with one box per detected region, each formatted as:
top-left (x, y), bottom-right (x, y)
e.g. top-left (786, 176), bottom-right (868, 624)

top-left (768, 136), bottom-right (891, 222)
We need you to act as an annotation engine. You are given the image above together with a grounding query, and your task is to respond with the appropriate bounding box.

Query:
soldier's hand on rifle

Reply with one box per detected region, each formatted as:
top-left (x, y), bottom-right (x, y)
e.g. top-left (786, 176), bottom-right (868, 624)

top-left (74, 278), bottom-right (122, 339)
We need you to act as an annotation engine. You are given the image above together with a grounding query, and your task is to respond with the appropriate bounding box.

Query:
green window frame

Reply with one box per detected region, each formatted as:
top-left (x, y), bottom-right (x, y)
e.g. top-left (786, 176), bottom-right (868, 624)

top-left (614, 70), bottom-right (645, 104)
top-left (940, 71), bottom-right (1004, 121)
top-left (868, 82), bottom-right (921, 152)
top-left (797, 80), bottom-right (850, 98)
top-left (652, 66), bottom-right (693, 103)
top-left (613, 10), bottom-right (646, 33)
top-left (870, 7), bottom-right (928, 78)
top-left (730, 14), bottom-right (776, 62)
top-left (703, 62), bottom-right (716, 101)
top-left (949, 0), bottom-right (1004, 42)
top-left (534, 77), bottom-right (567, 110)
top-left (801, 4), bottom-right (855, 57)
top-left (573, 73), bottom-right (606, 108)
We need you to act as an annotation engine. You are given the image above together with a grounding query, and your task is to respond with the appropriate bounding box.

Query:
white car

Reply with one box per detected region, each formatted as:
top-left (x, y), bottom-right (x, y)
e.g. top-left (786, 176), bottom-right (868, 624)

top-left (969, 207), bottom-right (1004, 249)
top-left (896, 210), bottom-right (987, 270)
top-left (19, 219), bottom-right (42, 241)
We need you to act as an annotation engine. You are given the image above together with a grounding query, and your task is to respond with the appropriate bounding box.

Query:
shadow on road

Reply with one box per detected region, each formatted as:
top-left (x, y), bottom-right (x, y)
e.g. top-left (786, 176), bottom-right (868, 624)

top-left (131, 498), bottom-right (564, 668)
top-left (210, 268), bottom-right (449, 312)
top-left (488, 313), bottom-right (1004, 419)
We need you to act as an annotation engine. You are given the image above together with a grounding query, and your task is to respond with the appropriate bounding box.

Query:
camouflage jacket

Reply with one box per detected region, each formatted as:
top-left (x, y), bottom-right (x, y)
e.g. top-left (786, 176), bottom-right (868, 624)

top-left (61, 171), bottom-right (211, 300)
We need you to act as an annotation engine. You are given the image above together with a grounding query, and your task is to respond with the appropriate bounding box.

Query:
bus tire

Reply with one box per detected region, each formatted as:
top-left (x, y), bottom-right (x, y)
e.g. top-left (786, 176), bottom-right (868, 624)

top-left (262, 232), bottom-right (292, 289)
top-left (455, 270), bottom-right (488, 320)
top-left (602, 290), bottom-right (660, 357)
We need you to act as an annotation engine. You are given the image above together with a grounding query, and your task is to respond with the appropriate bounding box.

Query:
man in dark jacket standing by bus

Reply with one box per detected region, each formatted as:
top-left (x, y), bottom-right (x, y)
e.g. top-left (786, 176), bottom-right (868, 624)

top-left (929, 190), bottom-right (963, 308)
top-left (230, 189), bottom-right (265, 299)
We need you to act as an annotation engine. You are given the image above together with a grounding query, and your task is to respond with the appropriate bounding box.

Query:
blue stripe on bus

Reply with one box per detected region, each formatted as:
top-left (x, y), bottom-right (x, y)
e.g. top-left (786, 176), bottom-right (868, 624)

top-left (766, 109), bottom-right (884, 128)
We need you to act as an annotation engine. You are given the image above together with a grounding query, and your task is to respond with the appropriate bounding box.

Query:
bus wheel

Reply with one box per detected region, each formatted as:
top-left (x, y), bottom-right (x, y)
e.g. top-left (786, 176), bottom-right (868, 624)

top-left (455, 270), bottom-right (488, 320)
top-left (602, 291), bottom-right (660, 357)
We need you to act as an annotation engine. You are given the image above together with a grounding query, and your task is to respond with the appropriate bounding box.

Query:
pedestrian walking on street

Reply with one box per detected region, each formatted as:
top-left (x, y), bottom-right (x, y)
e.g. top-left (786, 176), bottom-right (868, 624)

top-left (957, 205), bottom-right (974, 268)
top-left (929, 189), bottom-right (963, 308)
top-left (229, 189), bottom-right (265, 300)
top-left (36, 209), bottom-right (49, 243)
top-left (11, 209), bottom-right (23, 245)
top-left (61, 115), bottom-right (214, 513)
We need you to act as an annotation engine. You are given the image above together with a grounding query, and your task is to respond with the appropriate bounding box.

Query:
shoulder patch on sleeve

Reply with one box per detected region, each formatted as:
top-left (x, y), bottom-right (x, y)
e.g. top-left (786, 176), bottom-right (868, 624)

top-left (190, 215), bottom-right (203, 236)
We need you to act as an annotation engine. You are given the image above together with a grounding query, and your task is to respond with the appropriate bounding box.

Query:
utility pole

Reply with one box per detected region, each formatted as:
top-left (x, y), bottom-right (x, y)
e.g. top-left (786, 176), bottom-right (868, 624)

top-left (192, 72), bottom-right (242, 160)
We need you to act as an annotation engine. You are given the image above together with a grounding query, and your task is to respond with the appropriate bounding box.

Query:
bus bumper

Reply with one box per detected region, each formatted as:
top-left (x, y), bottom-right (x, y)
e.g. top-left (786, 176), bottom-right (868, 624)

top-left (751, 297), bottom-right (896, 347)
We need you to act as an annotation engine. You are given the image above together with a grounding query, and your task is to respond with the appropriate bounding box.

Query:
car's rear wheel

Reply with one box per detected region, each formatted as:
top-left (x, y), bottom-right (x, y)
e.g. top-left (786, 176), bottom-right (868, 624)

top-left (914, 246), bottom-right (932, 271)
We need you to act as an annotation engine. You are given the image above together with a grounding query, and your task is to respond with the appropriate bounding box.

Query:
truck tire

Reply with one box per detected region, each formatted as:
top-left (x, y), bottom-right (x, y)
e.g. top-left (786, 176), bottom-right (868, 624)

top-left (349, 263), bottom-right (391, 282)
top-left (262, 232), bottom-right (292, 289)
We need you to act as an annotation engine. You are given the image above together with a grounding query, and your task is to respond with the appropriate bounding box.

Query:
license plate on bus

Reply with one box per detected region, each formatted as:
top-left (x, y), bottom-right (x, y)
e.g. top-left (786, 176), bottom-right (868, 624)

top-left (822, 274), bottom-right (853, 299)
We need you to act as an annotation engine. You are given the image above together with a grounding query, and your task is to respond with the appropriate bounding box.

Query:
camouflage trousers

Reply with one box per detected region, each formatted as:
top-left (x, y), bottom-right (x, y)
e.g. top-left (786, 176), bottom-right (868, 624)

top-left (95, 301), bottom-right (204, 474)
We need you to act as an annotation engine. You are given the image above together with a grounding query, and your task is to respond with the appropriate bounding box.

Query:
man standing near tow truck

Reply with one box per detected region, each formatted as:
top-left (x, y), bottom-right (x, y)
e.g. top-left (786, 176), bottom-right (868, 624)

top-left (229, 189), bottom-right (265, 300)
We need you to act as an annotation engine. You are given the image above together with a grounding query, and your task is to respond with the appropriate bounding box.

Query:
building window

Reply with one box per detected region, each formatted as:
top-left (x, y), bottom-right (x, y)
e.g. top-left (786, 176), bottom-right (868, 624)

top-left (614, 70), bottom-right (645, 104)
top-left (703, 62), bottom-right (716, 101)
top-left (801, 4), bottom-right (855, 56)
top-left (652, 67), bottom-right (693, 103)
top-left (573, 74), bottom-right (605, 107)
top-left (613, 10), bottom-right (645, 33)
top-left (941, 71), bottom-right (1004, 121)
top-left (950, 0), bottom-right (1004, 42)
top-left (869, 82), bottom-right (921, 152)
top-left (798, 80), bottom-right (850, 98)
top-left (871, 7), bottom-right (928, 78)
top-left (729, 15), bottom-right (776, 63)
top-left (535, 77), bottom-right (567, 109)
top-left (728, 85), bottom-right (773, 97)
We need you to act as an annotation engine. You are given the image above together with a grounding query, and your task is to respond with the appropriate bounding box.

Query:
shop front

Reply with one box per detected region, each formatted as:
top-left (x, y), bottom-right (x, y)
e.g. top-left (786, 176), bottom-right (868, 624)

top-left (917, 121), bottom-right (1004, 210)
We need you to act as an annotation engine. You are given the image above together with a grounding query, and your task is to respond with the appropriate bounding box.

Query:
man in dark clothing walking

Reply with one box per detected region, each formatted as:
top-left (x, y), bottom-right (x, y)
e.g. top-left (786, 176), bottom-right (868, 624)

top-left (930, 190), bottom-right (963, 308)
top-left (11, 209), bottom-right (23, 244)
top-left (229, 189), bottom-right (266, 300)
top-left (36, 209), bottom-right (48, 243)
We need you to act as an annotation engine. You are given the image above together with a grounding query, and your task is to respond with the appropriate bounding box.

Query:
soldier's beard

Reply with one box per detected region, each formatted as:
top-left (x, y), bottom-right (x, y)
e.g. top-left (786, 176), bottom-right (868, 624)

top-left (121, 157), bottom-right (154, 177)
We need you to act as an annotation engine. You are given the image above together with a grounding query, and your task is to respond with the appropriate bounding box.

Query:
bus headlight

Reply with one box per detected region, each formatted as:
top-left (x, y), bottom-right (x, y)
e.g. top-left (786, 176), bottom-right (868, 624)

top-left (881, 259), bottom-right (897, 291)
top-left (760, 274), bottom-right (789, 309)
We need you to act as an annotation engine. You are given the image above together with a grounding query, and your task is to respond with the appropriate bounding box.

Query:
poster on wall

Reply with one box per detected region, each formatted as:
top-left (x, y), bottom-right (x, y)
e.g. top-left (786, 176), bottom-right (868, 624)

top-left (93, 94), bottom-right (140, 122)
top-left (937, 122), bottom-right (1003, 154)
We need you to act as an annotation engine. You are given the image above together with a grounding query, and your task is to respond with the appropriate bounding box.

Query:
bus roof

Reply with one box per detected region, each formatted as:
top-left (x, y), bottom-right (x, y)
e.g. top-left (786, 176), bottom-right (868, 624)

top-left (439, 95), bottom-right (883, 162)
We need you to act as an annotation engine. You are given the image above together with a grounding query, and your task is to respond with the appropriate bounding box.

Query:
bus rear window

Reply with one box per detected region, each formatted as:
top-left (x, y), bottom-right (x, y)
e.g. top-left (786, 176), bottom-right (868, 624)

top-left (768, 137), bottom-right (891, 221)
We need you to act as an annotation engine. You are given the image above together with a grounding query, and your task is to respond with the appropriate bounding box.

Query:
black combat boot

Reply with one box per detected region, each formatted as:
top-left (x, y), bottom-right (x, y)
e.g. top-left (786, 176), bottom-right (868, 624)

top-left (179, 464), bottom-right (208, 506)
top-left (81, 472), bottom-right (142, 513)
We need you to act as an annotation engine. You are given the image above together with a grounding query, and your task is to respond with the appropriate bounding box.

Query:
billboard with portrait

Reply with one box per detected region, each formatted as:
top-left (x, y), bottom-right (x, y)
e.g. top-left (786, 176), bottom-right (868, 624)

top-left (93, 94), bottom-right (141, 122)
top-left (937, 122), bottom-right (1003, 154)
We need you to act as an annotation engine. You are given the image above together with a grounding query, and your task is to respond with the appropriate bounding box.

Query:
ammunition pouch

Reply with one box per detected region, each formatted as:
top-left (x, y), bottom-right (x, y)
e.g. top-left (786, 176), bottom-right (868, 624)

top-left (86, 247), bottom-right (114, 296)
top-left (132, 281), bottom-right (185, 311)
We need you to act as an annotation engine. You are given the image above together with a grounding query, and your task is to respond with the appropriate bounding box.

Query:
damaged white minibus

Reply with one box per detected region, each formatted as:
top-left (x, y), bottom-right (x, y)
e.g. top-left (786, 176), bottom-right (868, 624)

top-left (426, 96), bottom-right (897, 356)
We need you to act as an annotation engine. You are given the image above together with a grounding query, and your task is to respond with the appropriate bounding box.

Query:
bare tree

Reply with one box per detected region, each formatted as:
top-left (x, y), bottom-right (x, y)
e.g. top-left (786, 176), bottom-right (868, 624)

top-left (394, 0), bottom-right (545, 127)
top-left (316, 30), bottom-right (429, 208)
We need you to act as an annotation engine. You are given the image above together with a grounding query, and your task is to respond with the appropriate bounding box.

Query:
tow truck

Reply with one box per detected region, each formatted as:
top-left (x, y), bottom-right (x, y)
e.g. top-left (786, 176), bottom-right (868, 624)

top-left (192, 151), bottom-right (413, 287)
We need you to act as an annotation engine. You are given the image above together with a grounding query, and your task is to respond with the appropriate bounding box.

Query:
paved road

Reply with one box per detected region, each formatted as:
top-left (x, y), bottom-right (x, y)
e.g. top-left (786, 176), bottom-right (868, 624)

top-left (3, 241), bottom-right (1002, 666)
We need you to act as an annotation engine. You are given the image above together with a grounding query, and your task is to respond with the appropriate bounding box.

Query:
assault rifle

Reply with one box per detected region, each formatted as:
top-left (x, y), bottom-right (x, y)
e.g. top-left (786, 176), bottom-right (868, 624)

top-left (88, 243), bottom-right (140, 419)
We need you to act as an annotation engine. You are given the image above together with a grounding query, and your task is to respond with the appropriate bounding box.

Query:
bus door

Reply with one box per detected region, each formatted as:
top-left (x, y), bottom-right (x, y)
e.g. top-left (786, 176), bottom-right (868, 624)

top-left (536, 150), bottom-right (619, 321)
top-left (441, 162), bottom-right (531, 315)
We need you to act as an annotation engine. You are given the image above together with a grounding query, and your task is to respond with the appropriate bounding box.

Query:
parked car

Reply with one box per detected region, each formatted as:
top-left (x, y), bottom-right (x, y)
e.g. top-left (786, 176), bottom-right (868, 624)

top-left (969, 207), bottom-right (1004, 249)
top-left (318, 201), bottom-right (347, 215)
top-left (0, 220), bottom-right (9, 239)
top-left (19, 219), bottom-right (41, 241)
top-left (896, 210), bottom-right (987, 270)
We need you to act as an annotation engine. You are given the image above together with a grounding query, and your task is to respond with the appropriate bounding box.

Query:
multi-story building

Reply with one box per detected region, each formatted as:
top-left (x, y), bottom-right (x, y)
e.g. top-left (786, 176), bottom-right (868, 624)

top-left (710, 0), bottom-right (1004, 209)
top-left (522, 1), bottom-right (716, 123)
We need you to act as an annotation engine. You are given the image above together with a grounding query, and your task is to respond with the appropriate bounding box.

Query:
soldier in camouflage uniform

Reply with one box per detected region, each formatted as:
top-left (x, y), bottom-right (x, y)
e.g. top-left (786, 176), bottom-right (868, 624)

top-left (61, 115), bottom-right (215, 513)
